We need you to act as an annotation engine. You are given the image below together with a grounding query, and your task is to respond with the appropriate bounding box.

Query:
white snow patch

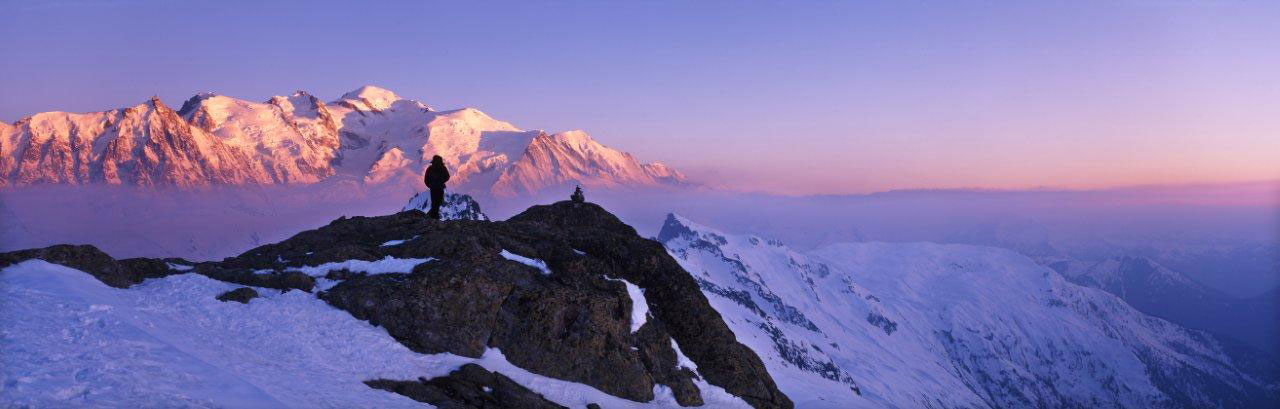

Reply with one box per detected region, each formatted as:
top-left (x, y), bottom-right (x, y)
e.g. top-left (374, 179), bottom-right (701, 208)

top-left (573, 249), bottom-right (586, 256)
top-left (166, 262), bottom-right (193, 271)
top-left (314, 278), bottom-right (343, 292)
top-left (380, 236), bottom-right (419, 247)
top-left (500, 250), bottom-right (550, 275)
top-left (670, 338), bottom-right (700, 376)
top-left (474, 348), bottom-right (749, 408)
top-left (606, 277), bottom-right (649, 333)
top-left (291, 256), bottom-right (433, 277)
top-left (0, 260), bottom-right (469, 408)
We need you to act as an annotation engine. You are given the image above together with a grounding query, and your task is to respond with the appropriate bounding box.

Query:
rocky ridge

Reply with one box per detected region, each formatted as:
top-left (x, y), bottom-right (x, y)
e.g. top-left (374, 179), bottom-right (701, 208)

top-left (0, 200), bottom-right (790, 408)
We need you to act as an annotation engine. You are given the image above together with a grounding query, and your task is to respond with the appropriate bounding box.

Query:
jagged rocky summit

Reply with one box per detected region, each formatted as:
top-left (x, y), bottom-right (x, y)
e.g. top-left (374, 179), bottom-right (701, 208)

top-left (0, 200), bottom-right (791, 408)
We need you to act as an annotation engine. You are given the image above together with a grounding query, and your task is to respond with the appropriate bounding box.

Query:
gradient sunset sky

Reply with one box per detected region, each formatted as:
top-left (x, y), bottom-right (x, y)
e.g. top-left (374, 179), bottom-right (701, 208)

top-left (2, 1), bottom-right (1276, 194)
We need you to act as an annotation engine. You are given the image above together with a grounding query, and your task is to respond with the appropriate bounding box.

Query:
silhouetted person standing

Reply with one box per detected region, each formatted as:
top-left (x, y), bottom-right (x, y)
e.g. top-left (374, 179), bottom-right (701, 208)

top-left (423, 155), bottom-right (450, 220)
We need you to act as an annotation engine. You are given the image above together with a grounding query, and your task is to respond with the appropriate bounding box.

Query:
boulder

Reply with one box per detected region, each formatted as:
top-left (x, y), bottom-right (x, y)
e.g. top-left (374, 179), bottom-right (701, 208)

top-left (0, 244), bottom-right (181, 288)
top-left (365, 364), bottom-right (564, 409)
top-left (216, 287), bottom-right (259, 303)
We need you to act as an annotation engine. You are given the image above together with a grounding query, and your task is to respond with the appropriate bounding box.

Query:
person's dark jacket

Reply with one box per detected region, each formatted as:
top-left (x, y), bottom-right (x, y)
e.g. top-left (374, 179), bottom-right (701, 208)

top-left (424, 162), bottom-right (450, 189)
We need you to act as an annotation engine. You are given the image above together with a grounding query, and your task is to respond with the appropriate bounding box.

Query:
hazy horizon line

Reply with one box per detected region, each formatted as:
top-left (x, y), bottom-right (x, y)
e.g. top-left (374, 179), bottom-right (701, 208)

top-left (704, 179), bottom-right (1280, 199)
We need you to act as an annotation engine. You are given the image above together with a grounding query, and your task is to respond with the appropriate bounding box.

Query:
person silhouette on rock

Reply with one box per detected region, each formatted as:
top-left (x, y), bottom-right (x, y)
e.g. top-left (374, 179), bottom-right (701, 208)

top-left (423, 155), bottom-right (450, 220)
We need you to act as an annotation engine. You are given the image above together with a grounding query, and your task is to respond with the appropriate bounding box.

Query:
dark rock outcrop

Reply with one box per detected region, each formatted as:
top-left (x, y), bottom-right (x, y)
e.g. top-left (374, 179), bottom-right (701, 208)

top-left (508, 202), bottom-right (792, 408)
top-left (197, 267), bottom-right (315, 293)
top-left (0, 244), bottom-right (313, 292)
top-left (635, 320), bottom-right (704, 406)
top-left (216, 287), bottom-right (259, 303)
top-left (366, 364), bottom-right (565, 409)
top-left (0, 244), bottom-right (179, 288)
top-left (231, 201), bottom-right (791, 408)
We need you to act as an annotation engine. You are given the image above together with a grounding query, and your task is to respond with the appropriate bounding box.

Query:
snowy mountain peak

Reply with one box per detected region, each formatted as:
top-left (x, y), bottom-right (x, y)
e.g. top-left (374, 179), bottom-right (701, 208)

top-left (660, 213), bottom-right (777, 250)
top-left (402, 192), bottom-right (490, 221)
top-left (549, 129), bottom-right (593, 148)
top-left (176, 93), bottom-right (216, 117)
top-left (1, 88), bottom-right (689, 196)
top-left (338, 85), bottom-right (408, 111)
top-left (658, 213), bottom-right (711, 243)
top-left (488, 129), bottom-right (688, 197)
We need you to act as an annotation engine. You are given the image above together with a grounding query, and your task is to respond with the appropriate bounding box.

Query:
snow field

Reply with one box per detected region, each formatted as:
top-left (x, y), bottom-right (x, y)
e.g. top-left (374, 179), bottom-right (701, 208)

top-left (1, 260), bottom-right (750, 408)
top-left (0, 260), bottom-right (451, 408)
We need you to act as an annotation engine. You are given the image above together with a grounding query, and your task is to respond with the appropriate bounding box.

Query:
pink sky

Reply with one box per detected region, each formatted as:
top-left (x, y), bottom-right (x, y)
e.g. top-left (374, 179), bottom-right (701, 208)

top-left (2, 2), bottom-right (1277, 195)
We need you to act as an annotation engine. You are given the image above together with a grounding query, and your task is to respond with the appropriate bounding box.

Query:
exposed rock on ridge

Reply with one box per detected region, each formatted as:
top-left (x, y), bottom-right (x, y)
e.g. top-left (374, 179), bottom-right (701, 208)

top-left (0, 200), bottom-right (789, 408)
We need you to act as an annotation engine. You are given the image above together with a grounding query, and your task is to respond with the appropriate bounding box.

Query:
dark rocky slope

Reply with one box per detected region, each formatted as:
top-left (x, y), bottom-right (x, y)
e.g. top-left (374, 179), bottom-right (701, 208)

top-left (365, 364), bottom-right (567, 409)
top-left (0, 200), bottom-right (792, 409)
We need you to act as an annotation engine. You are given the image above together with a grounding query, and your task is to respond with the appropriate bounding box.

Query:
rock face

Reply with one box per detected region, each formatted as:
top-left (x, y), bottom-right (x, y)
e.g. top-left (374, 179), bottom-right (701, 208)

top-left (1, 200), bottom-right (790, 408)
top-left (0, 244), bottom-right (314, 293)
top-left (215, 287), bottom-right (259, 303)
top-left (365, 364), bottom-right (566, 409)
top-left (235, 201), bottom-right (790, 408)
top-left (0, 244), bottom-right (175, 288)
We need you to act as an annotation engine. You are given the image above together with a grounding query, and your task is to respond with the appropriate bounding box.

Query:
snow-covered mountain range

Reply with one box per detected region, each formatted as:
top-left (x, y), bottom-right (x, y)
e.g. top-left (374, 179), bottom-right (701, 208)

top-left (659, 214), bottom-right (1280, 408)
top-left (1047, 256), bottom-right (1280, 359)
top-left (0, 86), bottom-right (686, 197)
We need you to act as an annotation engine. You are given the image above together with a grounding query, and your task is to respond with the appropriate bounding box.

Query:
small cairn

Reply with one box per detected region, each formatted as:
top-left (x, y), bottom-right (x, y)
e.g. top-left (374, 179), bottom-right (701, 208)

top-left (570, 185), bottom-right (585, 203)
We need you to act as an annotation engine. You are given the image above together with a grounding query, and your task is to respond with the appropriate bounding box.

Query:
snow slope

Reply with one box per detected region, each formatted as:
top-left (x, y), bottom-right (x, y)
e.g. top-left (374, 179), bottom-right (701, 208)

top-left (1047, 255), bottom-right (1280, 358)
top-left (660, 214), bottom-right (1279, 408)
top-left (1, 86), bottom-right (686, 197)
top-left (0, 260), bottom-right (444, 408)
top-left (0, 259), bottom-right (751, 408)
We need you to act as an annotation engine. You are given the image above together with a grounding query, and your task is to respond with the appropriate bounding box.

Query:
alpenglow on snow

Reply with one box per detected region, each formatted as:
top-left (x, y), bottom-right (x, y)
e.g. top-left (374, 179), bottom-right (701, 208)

top-left (0, 86), bottom-right (687, 197)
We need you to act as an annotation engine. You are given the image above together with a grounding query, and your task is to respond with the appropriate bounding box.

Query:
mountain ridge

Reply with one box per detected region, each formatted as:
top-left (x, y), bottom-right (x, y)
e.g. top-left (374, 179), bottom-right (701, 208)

top-left (0, 200), bottom-right (789, 408)
top-left (659, 212), bottom-right (1280, 408)
top-left (0, 86), bottom-right (687, 197)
